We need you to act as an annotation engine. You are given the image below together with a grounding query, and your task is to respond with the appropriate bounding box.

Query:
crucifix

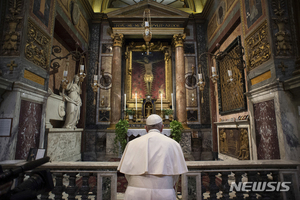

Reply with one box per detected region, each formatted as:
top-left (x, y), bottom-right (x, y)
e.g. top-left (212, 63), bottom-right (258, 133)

top-left (146, 105), bottom-right (152, 117)
top-left (7, 60), bottom-right (17, 73)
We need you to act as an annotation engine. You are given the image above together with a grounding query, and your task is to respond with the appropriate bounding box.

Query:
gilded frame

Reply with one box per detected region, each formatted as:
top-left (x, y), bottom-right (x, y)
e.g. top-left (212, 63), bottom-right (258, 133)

top-left (125, 43), bottom-right (172, 110)
top-left (217, 36), bottom-right (247, 115)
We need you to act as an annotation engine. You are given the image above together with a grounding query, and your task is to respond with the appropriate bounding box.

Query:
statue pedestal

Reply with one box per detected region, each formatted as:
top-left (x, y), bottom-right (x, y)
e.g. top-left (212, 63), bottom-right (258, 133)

top-left (45, 128), bottom-right (83, 161)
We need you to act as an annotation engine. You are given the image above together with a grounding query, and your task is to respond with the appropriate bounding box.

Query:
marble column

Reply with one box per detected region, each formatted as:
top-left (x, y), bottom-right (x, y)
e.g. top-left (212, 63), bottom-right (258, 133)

top-left (110, 33), bottom-right (123, 127)
top-left (173, 34), bottom-right (188, 127)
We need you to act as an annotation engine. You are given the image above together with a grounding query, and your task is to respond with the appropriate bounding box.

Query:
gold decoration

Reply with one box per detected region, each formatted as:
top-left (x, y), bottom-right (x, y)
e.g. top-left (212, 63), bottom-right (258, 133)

top-left (271, 0), bottom-right (292, 55)
top-left (219, 129), bottom-right (228, 153)
top-left (24, 70), bottom-right (45, 85)
top-left (245, 20), bottom-right (271, 71)
top-left (7, 60), bottom-right (17, 73)
top-left (111, 33), bottom-right (123, 47)
top-left (25, 19), bottom-right (51, 69)
top-left (250, 70), bottom-right (271, 85)
top-left (125, 42), bottom-right (172, 110)
top-left (173, 34), bottom-right (186, 47)
top-left (219, 45), bottom-right (246, 113)
top-left (238, 129), bottom-right (249, 160)
top-left (2, 0), bottom-right (23, 55)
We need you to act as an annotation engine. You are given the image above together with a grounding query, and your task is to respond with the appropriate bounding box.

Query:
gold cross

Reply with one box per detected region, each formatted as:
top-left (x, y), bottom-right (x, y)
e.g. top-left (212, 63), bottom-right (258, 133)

top-left (278, 62), bottom-right (288, 74)
top-left (7, 60), bottom-right (18, 72)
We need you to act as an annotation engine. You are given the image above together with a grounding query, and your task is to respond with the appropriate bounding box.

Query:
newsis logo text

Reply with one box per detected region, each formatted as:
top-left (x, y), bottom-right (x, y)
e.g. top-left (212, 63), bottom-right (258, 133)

top-left (230, 182), bottom-right (291, 192)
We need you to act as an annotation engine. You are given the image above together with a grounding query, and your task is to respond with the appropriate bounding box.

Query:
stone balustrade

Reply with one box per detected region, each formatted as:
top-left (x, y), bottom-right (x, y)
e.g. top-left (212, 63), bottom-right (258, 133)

top-left (1, 160), bottom-right (299, 199)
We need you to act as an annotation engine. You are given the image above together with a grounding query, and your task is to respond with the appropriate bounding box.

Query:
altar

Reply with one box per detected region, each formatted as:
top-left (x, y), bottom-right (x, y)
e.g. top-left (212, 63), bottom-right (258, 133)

top-left (127, 129), bottom-right (171, 137)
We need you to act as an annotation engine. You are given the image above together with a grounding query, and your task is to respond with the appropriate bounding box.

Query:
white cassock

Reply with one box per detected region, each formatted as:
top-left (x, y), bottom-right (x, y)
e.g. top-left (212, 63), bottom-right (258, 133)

top-left (118, 129), bottom-right (188, 200)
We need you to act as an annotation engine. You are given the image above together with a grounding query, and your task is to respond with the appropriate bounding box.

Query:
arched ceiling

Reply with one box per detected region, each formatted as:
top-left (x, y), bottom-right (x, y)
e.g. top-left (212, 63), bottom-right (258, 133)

top-left (90, 0), bottom-right (207, 14)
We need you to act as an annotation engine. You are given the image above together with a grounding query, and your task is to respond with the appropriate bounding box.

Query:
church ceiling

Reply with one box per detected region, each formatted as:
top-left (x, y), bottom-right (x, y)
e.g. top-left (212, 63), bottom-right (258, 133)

top-left (91, 0), bottom-right (207, 13)
top-left (108, 0), bottom-right (189, 8)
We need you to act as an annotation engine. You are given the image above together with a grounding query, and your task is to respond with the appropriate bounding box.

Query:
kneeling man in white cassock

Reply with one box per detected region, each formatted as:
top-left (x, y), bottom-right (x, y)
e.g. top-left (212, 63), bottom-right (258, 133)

top-left (118, 114), bottom-right (188, 200)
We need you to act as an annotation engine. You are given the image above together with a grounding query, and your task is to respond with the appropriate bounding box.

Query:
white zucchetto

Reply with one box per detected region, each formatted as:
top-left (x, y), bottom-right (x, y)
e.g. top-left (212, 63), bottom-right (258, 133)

top-left (146, 114), bottom-right (162, 125)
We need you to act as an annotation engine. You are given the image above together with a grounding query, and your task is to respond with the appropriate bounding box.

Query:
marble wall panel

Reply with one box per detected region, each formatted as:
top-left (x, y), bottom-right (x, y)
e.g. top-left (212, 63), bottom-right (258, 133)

top-left (106, 132), bottom-right (117, 159)
top-left (180, 131), bottom-right (192, 159)
top-left (278, 91), bottom-right (300, 161)
top-left (200, 129), bottom-right (213, 160)
top-left (0, 90), bottom-right (20, 161)
top-left (46, 129), bottom-right (82, 161)
top-left (185, 24), bottom-right (194, 41)
top-left (15, 100), bottom-right (42, 159)
top-left (196, 23), bottom-right (210, 125)
top-left (253, 100), bottom-right (280, 159)
top-left (86, 23), bottom-right (100, 127)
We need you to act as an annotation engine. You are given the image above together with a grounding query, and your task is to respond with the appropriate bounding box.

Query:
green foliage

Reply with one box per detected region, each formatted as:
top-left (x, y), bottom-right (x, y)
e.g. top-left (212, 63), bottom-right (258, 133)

top-left (170, 120), bottom-right (184, 143)
top-left (125, 109), bottom-right (135, 115)
top-left (114, 119), bottom-right (129, 154)
top-left (163, 109), bottom-right (173, 115)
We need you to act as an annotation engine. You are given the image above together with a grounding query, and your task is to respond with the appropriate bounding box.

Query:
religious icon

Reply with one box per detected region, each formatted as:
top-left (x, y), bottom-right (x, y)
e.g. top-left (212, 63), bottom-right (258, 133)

top-left (245, 0), bottom-right (263, 28)
top-left (132, 54), bottom-right (165, 98)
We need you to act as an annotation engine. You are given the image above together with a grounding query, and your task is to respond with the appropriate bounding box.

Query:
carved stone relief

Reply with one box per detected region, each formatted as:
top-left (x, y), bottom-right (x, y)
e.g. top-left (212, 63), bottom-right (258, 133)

top-left (245, 20), bottom-right (271, 71)
top-left (218, 128), bottom-right (250, 160)
top-left (238, 129), bottom-right (249, 160)
top-left (271, 0), bottom-right (293, 56)
top-left (1, 0), bottom-right (23, 56)
top-left (25, 19), bottom-right (51, 69)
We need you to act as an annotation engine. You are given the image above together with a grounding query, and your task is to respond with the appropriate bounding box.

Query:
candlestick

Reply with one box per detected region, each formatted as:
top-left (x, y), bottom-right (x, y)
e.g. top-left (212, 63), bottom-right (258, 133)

top-left (212, 67), bottom-right (216, 73)
top-left (80, 65), bottom-right (84, 72)
top-left (171, 93), bottom-right (173, 110)
top-left (198, 73), bottom-right (202, 80)
top-left (63, 70), bottom-right (68, 77)
top-left (135, 92), bottom-right (137, 114)
top-left (161, 93), bottom-right (163, 113)
top-left (124, 94), bottom-right (126, 111)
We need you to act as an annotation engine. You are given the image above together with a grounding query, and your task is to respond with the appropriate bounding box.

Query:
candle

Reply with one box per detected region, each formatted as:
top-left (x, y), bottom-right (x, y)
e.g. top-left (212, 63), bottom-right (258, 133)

top-left (161, 93), bottom-right (163, 112)
top-left (228, 70), bottom-right (232, 77)
top-left (145, 21), bottom-right (149, 27)
top-left (192, 93), bottom-right (194, 97)
top-left (198, 73), bottom-right (202, 80)
top-left (124, 94), bottom-right (126, 111)
top-left (63, 70), bottom-right (68, 77)
top-left (212, 67), bottom-right (216, 73)
top-left (135, 92), bottom-right (137, 113)
top-left (171, 93), bottom-right (173, 110)
top-left (80, 65), bottom-right (84, 72)
top-left (94, 75), bottom-right (98, 81)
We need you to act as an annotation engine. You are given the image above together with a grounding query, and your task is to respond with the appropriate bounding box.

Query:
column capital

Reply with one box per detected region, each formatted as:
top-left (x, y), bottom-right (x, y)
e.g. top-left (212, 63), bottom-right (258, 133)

top-left (173, 34), bottom-right (186, 47)
top-left (111, 33), bottom-right (124, 47)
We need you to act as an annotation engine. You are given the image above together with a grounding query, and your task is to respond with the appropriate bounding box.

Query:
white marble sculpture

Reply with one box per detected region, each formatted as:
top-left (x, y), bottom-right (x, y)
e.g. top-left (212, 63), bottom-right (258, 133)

top-left (63, 75), bottom-right (82, 129)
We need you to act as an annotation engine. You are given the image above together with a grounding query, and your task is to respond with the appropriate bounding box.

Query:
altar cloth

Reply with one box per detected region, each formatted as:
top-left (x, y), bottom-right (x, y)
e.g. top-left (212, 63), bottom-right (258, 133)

top-left (127, 129), bottom-right (171, 137)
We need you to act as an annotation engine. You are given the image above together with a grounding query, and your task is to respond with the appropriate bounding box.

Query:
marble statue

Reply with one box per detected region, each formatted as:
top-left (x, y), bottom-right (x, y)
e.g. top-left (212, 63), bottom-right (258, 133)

top-left (63, 75), bottom-right (82, 129)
